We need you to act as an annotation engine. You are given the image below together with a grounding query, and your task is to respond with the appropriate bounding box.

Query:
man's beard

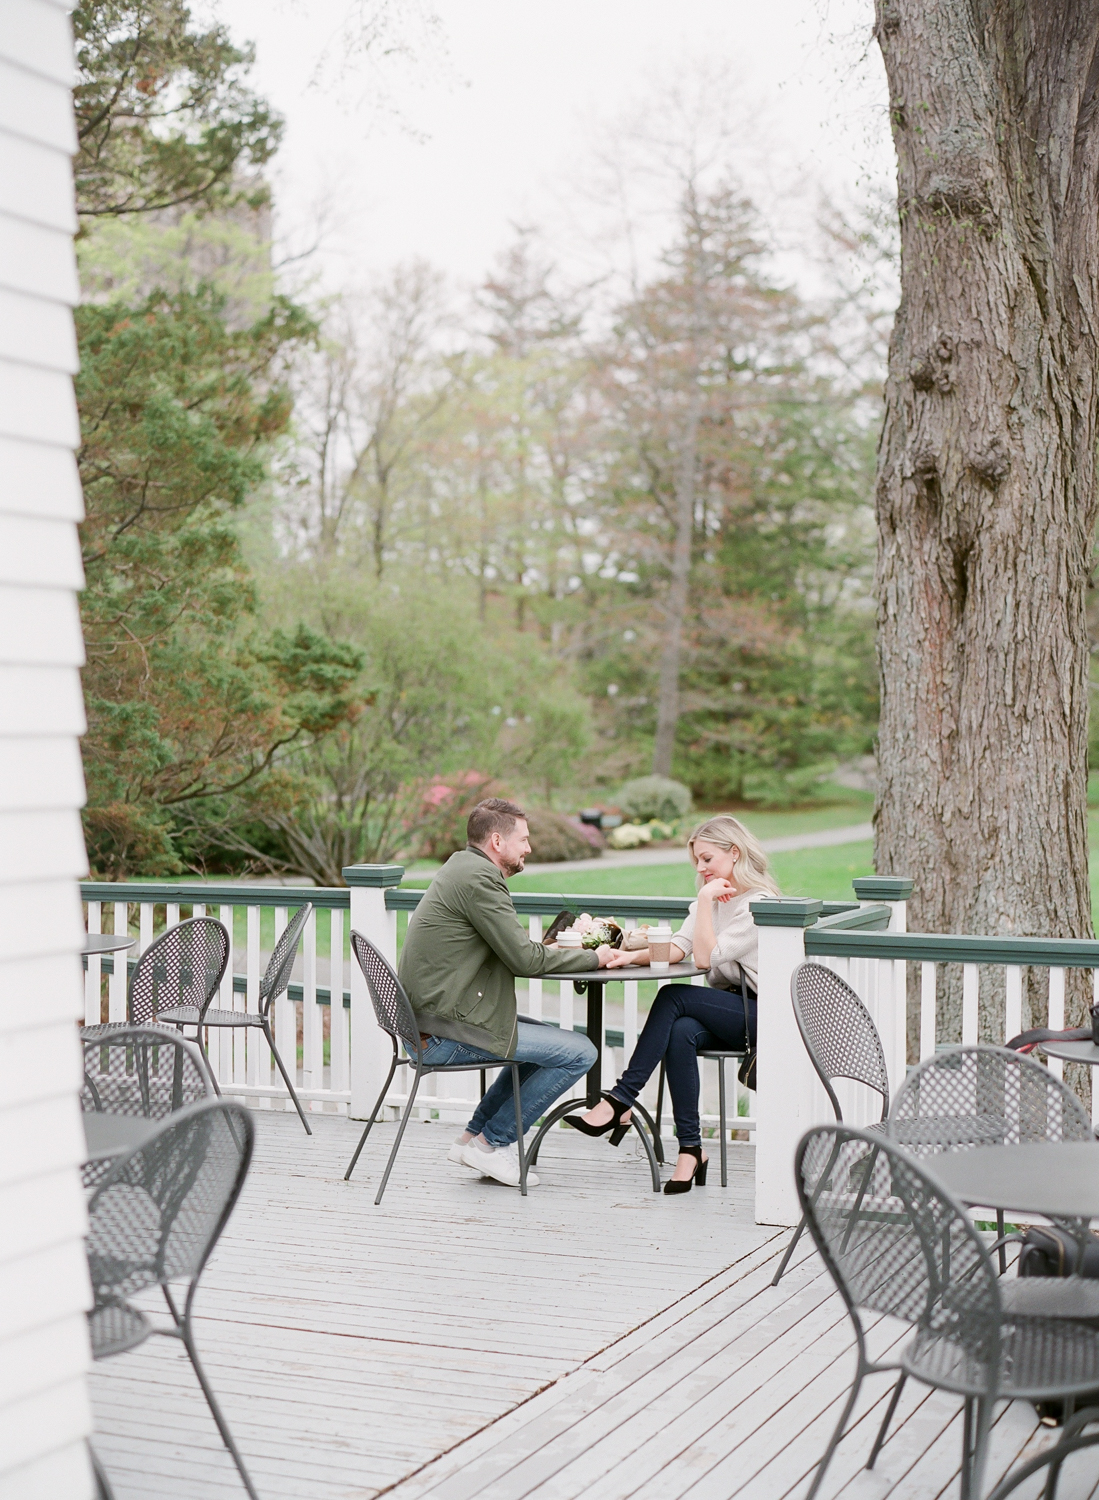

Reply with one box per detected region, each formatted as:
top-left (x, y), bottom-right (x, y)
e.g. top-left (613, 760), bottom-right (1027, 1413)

top-left (503, 853), bottom-right (525, 876)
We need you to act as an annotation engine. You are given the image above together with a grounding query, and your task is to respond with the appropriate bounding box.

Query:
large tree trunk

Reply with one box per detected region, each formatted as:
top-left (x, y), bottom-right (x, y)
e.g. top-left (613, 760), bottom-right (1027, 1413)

top-left (874, 3), bottom-right (1099, 1042)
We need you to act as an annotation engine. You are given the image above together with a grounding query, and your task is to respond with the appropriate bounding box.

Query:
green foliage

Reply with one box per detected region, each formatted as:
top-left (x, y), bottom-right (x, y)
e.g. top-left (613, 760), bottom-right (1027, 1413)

top-left (231, 575), bottom-right (595, 882)
top-left (617, 776), bottom-right (694, 823)
top-left (524, 810), bottom-right (599, 863)
top-left (74, 0), bottom-right (282, 221)
top-left (75, 287), bottom-right (355, 876)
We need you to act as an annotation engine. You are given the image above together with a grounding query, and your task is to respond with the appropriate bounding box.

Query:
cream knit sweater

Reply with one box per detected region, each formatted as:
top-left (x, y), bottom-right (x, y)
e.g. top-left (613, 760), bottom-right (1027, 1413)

top-left (671, 887), bottom-right (768, 992)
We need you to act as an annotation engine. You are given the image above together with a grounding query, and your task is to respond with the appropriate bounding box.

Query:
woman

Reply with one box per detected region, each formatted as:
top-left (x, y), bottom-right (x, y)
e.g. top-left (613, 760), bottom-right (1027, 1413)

top-left (565, 814), bottom-right (779, 1194)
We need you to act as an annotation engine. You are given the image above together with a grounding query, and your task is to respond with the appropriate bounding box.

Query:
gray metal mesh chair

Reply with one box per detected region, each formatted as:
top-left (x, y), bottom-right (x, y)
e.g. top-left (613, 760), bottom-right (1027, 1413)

top-left (890, 1044), bottom-right (1095, 1273)
top-left (344, 931), bottom-right (529, 1202)
top-left (86, 1099), bottom-right (257, 1500)
top-left (654, 1047), bottom-right (748, 1185)
top-left (797, 1123), bottom-right (1099, 1500)
top-left (83, 916), bottom-right (230, 1036)
top-left (81, 1025), bottom-right (216, 1189)
top-left (160, 903), bottom-right (314, 1134)
top-left (772, 962), bottom-right (891, 1286)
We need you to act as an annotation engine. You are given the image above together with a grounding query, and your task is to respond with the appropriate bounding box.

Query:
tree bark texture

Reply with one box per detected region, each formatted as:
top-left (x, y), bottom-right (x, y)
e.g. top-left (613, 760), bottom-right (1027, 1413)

top-left (874, 3), bottom-right (1099, 1042)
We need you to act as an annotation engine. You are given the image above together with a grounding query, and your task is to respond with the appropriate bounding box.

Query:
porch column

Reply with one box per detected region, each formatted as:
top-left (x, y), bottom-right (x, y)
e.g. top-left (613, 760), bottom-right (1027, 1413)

top-left (753, 898), bottom-right (823, 1227)
top-left (852, 877), bottom-right (914, 1097)
top-left (344, 865), bottom-right (404, 1120)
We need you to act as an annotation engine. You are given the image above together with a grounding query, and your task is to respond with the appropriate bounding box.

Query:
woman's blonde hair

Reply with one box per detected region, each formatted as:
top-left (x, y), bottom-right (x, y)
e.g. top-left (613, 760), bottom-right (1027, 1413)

top-left (687, 814), bottom-right (781, 897)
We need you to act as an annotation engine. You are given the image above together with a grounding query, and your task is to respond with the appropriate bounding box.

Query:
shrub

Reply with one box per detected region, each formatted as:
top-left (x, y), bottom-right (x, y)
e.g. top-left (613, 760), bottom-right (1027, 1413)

top-left (525, 810), bottom-right (600, 863)
top-left (617, 775), bottom-right (693, 824)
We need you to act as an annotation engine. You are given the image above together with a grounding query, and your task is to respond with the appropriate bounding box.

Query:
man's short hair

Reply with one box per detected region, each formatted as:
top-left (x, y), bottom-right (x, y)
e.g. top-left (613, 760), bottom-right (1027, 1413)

top-left (467, 798), bottom-right (526, 848)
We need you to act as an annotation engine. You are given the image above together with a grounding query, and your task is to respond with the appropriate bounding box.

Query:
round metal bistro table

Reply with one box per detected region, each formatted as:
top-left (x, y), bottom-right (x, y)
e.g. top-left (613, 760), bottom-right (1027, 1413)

top-left (924, 1140), bottom-right (1099, 1500)
top-left (82, 933), bottom-right (137, 957)
top-left (1043, 1038), bottom-right (1099, 1075)
top-left (525, 960), bottom-right (709, 1192)
top-left (82, 1111), bottom-right (161, 1163)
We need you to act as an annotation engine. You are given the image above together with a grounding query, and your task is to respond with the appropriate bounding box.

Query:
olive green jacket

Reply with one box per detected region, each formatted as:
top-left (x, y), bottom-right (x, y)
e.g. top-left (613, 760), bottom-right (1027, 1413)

top-left (398, 845), bottom-right (598, 1058)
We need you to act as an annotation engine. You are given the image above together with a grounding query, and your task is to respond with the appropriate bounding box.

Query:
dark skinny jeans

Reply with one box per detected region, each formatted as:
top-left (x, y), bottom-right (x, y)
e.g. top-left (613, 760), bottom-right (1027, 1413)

top-left (609, 983), bottom-right (757, 1150)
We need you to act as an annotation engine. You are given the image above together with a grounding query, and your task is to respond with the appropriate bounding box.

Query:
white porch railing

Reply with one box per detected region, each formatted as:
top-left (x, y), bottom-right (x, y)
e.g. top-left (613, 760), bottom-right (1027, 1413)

top-left (752, 876), bottom-right (1099, 1228)
top-left (81, 863), bottom-right (804, 1137)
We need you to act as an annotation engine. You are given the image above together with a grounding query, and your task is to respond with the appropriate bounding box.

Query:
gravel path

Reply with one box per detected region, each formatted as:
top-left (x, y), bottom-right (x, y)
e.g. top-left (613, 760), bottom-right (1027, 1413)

top-left (520, 820), bottom-right (874, 876)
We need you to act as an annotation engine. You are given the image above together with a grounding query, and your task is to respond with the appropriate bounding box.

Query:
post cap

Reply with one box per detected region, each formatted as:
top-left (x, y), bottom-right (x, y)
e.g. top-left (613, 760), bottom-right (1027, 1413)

top-left (342, 864), bottom-right (405, 888)
top-left (750, 898), bottom-right (823, 928)
top-left (852, 877), bottom-right (913, 902)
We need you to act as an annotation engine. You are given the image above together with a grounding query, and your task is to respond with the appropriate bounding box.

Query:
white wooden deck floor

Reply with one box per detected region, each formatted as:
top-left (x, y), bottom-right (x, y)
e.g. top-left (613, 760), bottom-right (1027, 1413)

top-left (90, 1111), bottom-right (1099, 1500)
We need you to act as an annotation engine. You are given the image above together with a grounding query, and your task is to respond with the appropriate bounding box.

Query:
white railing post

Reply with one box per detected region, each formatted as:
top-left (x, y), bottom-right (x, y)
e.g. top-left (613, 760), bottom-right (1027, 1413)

top-left (752, 898), bottom-right (823, 1227)
top-left (344, 865), bottom-right (404, 1120)
top-left (852, 877), bottom-right (913, 1094)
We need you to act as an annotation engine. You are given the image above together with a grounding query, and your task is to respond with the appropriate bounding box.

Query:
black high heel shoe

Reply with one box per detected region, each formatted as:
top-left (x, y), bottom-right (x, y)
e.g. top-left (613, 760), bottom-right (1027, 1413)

top-left (663, 1144), bottom-right (708, 1195)
top-left (563, 1093), bottom-right (634, 1147)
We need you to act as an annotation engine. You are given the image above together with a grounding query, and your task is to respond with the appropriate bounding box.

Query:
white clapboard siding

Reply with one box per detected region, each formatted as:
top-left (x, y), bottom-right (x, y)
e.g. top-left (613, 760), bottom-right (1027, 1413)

top-left (0, 3), bottom-right (94, 1497)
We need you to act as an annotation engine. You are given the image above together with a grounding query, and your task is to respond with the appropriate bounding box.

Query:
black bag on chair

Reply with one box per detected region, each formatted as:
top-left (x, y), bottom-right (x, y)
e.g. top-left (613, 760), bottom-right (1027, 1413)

top-left (737, 1051), bottom-right (756, 1090)
top-left (1019, 1226), bottom-right (1099, 1422)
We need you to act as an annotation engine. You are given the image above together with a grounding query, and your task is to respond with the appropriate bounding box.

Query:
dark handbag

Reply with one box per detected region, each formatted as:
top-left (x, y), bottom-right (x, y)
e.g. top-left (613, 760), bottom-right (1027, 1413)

top-left (1019, 1226), bottom-right (1099, 1422)
top-left (1007, 1003), bottom-right (1099, 1053)
top-left (737, 1051), bottom-right (756, 1091)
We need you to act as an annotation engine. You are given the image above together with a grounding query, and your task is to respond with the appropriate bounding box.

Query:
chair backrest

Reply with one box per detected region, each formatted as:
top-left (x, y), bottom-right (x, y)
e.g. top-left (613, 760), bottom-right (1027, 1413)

top-left (86, 1099), bottom-right (254, 1300)
top-left (791, 962), bottom-right (891, 1121)
top-left (796, 1124), bottom-right (1000, 1375)
top-left (82, 1025), bottom-right (215, 1117)
top-left (128, 917), bottom-right (230, 1026)
top-left (889, 1044), bottom-right (1093, 1154)
top-left (259, 902), bottom-right (313, 1015)
top-left (350, 930), bottom-right (420, 1051)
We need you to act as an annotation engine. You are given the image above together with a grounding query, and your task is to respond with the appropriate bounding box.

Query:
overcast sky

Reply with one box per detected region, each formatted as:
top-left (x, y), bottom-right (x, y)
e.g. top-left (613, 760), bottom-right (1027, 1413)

top-left (211, 0), bottom-right (893, 299)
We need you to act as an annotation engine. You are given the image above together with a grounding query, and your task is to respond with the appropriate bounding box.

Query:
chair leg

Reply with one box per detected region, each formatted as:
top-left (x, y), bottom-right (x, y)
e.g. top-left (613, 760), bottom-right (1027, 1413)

top-left (772, 1215), bottom-right (807, 1286)
top-left (997, 1210), bottom-right (1007, 1275)
top-left (511, 1064), bottom-right (527, 1197)
top-left (1045, 1397), bottom-right (1075, 1500)
top-left (89, 1440), bottom-right (115, 1500)
top-left (261, 1019), bottom-right (312, 1134)
top-left (175, 1312), bottom-right (260, 1500)
top-left (867, 1373), bottom-right (906, 1469)
top-left (805, 1369), bottom-right (864, 1500)
top-left (655, 1060), bottom-right (666, 1144)
top-left (717, 1058), bottom-right (728, 1188)
top-left (344, 1054), bottom-right (399, 1180)
top-left (963, 1397), bottom-right (993, 1500)
top-left (190, 1030), bottom-right (223, 1096)
top-left (374, 1068), bottom-right (423, 1205)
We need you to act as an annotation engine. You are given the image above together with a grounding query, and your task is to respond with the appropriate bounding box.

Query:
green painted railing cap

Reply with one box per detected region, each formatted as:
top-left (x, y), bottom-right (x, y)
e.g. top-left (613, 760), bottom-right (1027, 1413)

top-left (750, 898), bottom-right (823, 928)
top-left (342, 864), bottom-right (405, 888)
top-left (852, 876), bottom-right (914, 901)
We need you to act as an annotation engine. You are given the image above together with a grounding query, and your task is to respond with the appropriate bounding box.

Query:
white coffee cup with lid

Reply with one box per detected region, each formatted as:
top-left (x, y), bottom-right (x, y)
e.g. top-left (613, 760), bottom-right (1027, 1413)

top-left (557, 929), bottom-right (583, 950)
top-left (648, 923), bottom-right (674, 970)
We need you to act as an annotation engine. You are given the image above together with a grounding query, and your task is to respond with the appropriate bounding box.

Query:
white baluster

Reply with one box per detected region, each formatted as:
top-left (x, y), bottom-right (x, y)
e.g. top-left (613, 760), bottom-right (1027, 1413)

top-left (85, 900), bottom-right (101, 1026)
top-left (329, 908), bottom-right (349, 1106)
top-left (624, 978), bottom-right (638, 1058)
top-left (1093, 968), bottom-right (1099, 1129)
top-left (1047, 967), bottom-right (1065, 1080)
top-left (962, 964), bottom-right (979, 1045)
top-left (246, 905), bottom-right (261, 1092)
top-left (219, 903), bottom-right (235, 1088)
top-left (527, 916), bottom-right (543, 1019)
top-left (109, 901), bottom-right (128, 1022)
top-left (301, 907), bottom-right (320, 1106)
top-left (267, 907), bottom-right (287, 1109)
top-left (139, 902), bottom-right (153, 956)
top-left (1005, 965), bottom-right (1023, 1048)
top-left (920, 962), bottom-right (937, 1060)
top-left (192, 902), bottom-right (205, 919)
top-left (559, 979), bottom-right (574, 1031)
top-left (166, 902), bottom-right (180, 930)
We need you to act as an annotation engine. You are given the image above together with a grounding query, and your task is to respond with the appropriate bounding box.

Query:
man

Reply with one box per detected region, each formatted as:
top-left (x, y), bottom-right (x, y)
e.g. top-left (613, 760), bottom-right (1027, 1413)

top-left (398, 797), bottom-right (615, 1188)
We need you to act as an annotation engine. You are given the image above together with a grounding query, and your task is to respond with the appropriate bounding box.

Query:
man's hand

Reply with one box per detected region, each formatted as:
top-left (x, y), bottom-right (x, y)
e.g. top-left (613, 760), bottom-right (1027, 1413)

top-left (602, 947), bottom-right (648, 968)
top-left (594, 944), bottom-right (620, 967)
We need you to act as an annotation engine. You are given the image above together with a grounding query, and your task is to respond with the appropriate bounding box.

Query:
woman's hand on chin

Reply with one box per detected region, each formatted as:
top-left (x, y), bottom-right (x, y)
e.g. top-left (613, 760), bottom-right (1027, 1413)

top-left (699, 877), bottom-right (737, 903)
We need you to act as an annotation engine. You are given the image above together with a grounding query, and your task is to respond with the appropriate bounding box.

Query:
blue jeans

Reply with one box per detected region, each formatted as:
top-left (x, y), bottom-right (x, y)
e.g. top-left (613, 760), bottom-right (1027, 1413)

top-left (609, 983), bottom-right (756, 1150)
top-left (419, 1021), bottom-right (597, 1148)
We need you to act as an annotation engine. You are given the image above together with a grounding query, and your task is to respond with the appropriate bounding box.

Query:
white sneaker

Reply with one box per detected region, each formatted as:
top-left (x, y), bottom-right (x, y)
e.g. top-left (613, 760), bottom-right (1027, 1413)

top-left (461, 1139), bottom-right (539, 1188)
top-left (447, 1138), bottom-right (471, 1166)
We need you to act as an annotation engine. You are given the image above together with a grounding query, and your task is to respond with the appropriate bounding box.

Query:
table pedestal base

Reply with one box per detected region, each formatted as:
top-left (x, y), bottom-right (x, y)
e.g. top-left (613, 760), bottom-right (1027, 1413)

top-left (526, 1096), bottom-right (663, 1192)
